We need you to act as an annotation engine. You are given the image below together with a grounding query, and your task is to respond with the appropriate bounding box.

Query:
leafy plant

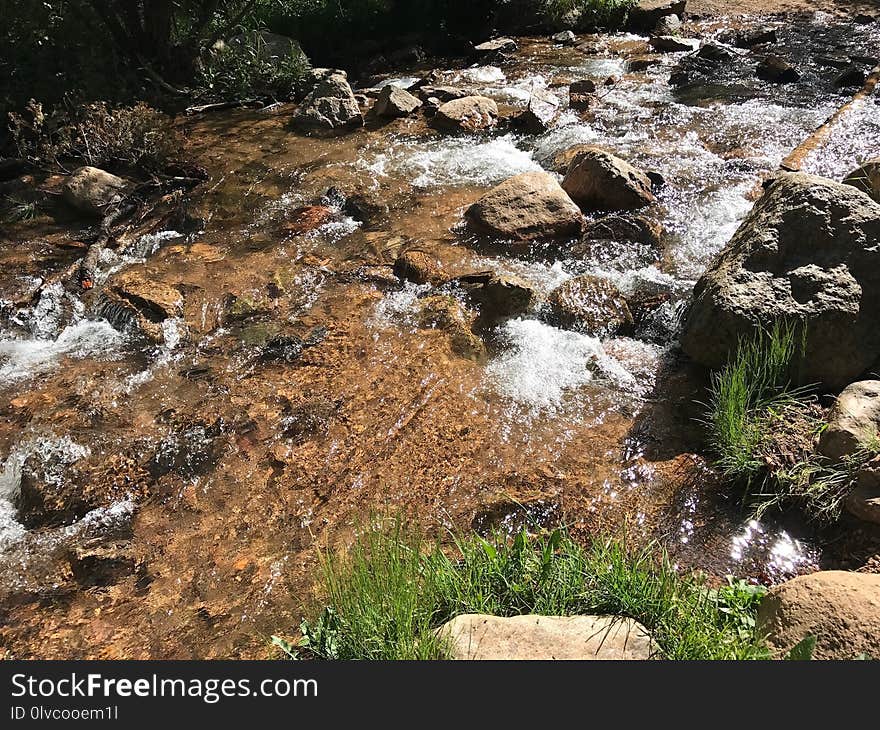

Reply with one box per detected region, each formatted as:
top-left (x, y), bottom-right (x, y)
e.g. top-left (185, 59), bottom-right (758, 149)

top-left (784, 635), bottom-right (816, 661)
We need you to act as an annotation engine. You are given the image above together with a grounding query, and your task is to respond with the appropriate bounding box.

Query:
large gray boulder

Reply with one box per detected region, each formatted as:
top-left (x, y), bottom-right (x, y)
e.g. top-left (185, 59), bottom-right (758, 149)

top-left (62, 166), bottom-right (127, 216)
top-left (433, 96), bottom-right (498, 133)
top-left (680, 173), bottom-right (880, 389)
top-left (438, 614), bottom-right (657, 660)
top-left (562, 149), bottom-right (655, 212)
top-left (291, 71), bottom-right (363, 135)
top-left (757, 571), bottom-right (880, 660)
top-left (464, 172), bottom-right (582, 241)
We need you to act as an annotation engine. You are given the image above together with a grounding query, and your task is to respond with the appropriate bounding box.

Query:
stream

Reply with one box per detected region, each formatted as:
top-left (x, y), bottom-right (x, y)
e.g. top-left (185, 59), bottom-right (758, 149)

top-left (1, 11), bottom-right (879, 657)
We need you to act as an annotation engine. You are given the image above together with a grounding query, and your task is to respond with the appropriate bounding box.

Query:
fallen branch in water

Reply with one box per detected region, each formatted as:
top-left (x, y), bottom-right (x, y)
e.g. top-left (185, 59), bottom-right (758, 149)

top-left (185, 99), bottom-right (265, 115)
top-left (780, 64), bottom-right (880, 172)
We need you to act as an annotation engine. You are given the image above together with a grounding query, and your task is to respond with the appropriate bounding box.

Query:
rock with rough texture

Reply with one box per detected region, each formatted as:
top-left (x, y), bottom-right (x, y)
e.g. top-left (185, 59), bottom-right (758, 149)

top-left (417, 85), bottom-right (470, 102)
top-left (393, 249), bottom-right (448, 285)
top-left (654, 14), bottom-right (681, 35)
top-left (668, 43), bottom-right (736, 86)
top-left (474, 38), bottom-right (518, 57)
top-left (845, 469), bottom-right (880, 525)
top-left (628, 0), bottom-right (687, 32)
top-left (433, 96), bottom-right (498, 133)
top-left (569, 79), bottom-right (597, 110)
top-left (650, 36), bottom-right (699, 53)
top-left (62, 166), bottom-right (126, 216)
top-left (757, 571), bottom-right (880, 660)
top-left (439, 614), bottom-right (657, 660)
top-left (844, 157), bottom-right (880, 203)
top-left (834, 66), bottom-right (866, 88)
top-left (756, 55), bottom-right (800, 83)
top-left (515, 90), bottom-right (560, 133)
top-left (817, 381), bottom-right (880, 461)
top-left (583, 214), bottom-right (664, 248)
top-left (680, 173), bottom-right (880, 389)
top-left (417, 296), bottom-right (485, 361)
top-left (373, 85), bottom-right (422, 117)
top-left (464, 172), bottom-right (582, 241)
top-left (547, 275), bottom-right (633, 336)
top-left (552, 30), bottom-right (577, 46)
top-left (562, 149), bottom-right (656, 211)
top-left (97, 271), bottom-right (184, 343)
top-left (291, 71), bottom-right (363, 135)
top-left (547, 144), bottom-right (600, 174)
top-left (460, 272), bottom-right (537, 321)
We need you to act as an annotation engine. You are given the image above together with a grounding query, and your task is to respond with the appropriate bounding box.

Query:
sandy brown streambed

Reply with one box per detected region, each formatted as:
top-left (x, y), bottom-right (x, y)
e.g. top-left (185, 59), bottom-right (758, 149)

top-left (2, 10), bottom-right (880, 658)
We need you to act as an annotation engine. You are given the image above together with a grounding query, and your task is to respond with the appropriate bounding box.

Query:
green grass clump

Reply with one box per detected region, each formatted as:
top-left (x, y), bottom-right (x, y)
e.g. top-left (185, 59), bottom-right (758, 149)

top-left (703, 320), bottom-right (880, 522)
top-left (291, 521), bottom-right (769, 661)
top-left (705, 321), bottom-right (806, 482)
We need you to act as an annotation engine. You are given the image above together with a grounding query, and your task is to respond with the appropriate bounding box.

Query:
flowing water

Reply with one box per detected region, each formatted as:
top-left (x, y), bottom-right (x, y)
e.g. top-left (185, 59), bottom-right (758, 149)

top-left (1, 13), bottom-right (879, 657)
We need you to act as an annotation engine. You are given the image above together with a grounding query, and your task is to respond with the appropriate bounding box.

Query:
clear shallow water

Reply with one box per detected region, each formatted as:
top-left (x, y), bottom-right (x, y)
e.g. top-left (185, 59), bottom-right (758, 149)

top-left (0, 14), bottom-right (878, 650)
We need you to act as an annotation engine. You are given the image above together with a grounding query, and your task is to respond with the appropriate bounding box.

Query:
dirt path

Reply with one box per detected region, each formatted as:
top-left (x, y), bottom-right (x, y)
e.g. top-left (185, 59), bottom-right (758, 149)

top-left (689, 0), bottom-right (879, 16)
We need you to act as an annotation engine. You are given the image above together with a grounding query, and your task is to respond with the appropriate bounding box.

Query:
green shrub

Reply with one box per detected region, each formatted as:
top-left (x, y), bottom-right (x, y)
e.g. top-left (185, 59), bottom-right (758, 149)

top-left (293, 520), bottom-right (770, 661)
top-left (197, 31), bottom-right (311, 102)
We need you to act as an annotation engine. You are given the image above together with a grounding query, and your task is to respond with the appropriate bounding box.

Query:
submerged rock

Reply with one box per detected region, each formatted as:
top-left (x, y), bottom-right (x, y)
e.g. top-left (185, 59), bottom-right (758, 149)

top-left (546, 275), bottom-right (633, 337)
top-left (393, 249), bottom-right (448, 285)
top-left (372, 85), bottom-right (422, 117)
top-left (458, 272), bottom-right (537, 322)
top-left (756, 55), bottom-right (800, 83)
top-left (62, 166), bottom-right (126, 216)
top-left (583, 214), bottom-right (664, 248)
top-left (464, 172), bottom-right (582, 241)
top-left (834, 66), bottom-right (867, 88)
top-left (817, 381), bottom-right (880, 461)
top-left (680, 173), bottom-right (880, 389)
top-left (416, 85), bottom-right (470, 102)
top-left (844, 157), bottom-right (880, 203)
top-left (718, 26), bottom-right (778, 48)
top-left (417, 295), bottom-right (485, 361)
top-left (432, 96), bottom-right (498, 133)
top-left (291, 71), bottom-right (363, 135)
top-left (562, 148), bottom-right (656, 212)
top-left (757, 571), bottom-right (880, 660)
top-left (439, 614), bottom-right (657, 660)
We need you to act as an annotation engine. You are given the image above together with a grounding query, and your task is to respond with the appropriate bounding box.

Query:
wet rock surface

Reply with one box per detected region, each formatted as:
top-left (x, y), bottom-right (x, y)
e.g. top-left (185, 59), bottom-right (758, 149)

top-left (681, 173), bottom-right (880, 389)
top-left (546, 275), bottom-right (633, 337)
top-left (432, 95), bottom-right (499, 133)
top-left (465, 172), bottom-right (582, 240)
top-left (562, 149), bottom-right (656, 211)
